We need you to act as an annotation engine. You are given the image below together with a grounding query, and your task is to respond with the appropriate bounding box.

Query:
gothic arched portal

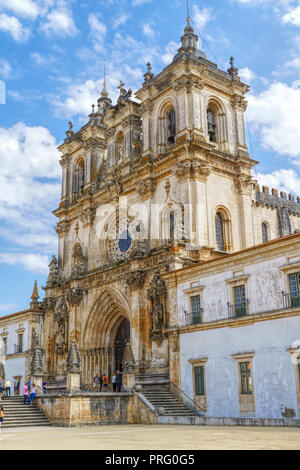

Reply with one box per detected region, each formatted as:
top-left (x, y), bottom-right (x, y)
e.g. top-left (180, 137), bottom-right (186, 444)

top-left (82, 288), bottom-right (131, 386)
top-left (114, 318), bottom-right (130, 372)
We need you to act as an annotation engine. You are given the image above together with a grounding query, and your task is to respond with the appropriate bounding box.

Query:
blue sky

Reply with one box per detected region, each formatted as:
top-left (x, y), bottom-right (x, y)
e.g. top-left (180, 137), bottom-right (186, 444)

top-left (0, 0), bottom-right (300, 316)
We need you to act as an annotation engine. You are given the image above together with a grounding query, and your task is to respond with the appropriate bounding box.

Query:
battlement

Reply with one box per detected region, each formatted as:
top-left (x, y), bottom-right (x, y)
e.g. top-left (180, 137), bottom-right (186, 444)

top-left (253, 184), bottom-right (300, 216)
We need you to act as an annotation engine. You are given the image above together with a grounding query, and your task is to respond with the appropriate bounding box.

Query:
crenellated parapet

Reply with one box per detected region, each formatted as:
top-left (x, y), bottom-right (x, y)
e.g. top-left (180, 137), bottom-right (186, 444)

top-left (254, 185), bottom-right (300, 216)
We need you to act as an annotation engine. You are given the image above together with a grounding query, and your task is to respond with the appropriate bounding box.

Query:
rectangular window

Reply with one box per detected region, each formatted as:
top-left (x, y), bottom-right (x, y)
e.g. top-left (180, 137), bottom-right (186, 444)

top-left (289, 273), bottom-right (300, 308)
top-left (234, 285), bottom-right (247, 317)
top-left (2, 338), bottom-right (7, 355)
top-left (195, 366), bottom-right (205, 396)
top-left (191, 295), bottom-right (202, 325)
top-left (240, 362), bottom-right (252, 395)
top-left (18, 334), bottom-right (23, 353)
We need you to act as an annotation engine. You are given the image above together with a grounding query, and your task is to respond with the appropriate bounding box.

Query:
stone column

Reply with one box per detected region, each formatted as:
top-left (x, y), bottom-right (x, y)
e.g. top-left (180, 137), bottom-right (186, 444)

top-left (235, 177), bottom-right (255, 249)
top-left (125, 270), bottom-right (147, 367)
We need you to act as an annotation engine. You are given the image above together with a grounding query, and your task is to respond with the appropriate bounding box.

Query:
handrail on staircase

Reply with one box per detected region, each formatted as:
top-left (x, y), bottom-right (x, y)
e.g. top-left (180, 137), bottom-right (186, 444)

top-left (169, 381), bottom-right (205, 416)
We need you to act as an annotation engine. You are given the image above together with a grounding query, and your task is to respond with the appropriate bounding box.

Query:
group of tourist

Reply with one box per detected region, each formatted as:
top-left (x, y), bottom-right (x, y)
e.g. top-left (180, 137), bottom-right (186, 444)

top-left (93, 371), bottom-right (123, 392)
top-left (22, 379), bottom-right (37, 406)
top-left (0, 377), bottom-right (12, 399)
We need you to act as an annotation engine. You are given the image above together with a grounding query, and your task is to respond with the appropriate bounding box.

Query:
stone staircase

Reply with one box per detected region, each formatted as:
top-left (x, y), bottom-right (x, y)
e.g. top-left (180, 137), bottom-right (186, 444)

top-left (46, 378), bottom-right (67, 394)
top-left (141, 386), bottom-right (196, 417)
top-left (1, 396), bottom-right (50, 428)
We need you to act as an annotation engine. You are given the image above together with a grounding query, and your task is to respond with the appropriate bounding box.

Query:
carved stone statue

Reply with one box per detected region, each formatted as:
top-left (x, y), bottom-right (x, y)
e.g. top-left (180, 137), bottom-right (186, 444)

top-left (71, 244), bottom-right (87, 278)
top-left (207, 110), bottom-right (217, 143)
top-left (147, 272), bottom-right (167, 340)
top-left (31, 329), bottom-right (39, 349)
top-left (54, 297), bottom-right (68, 354)
top-left (47, 255), bottom-right (59, 287)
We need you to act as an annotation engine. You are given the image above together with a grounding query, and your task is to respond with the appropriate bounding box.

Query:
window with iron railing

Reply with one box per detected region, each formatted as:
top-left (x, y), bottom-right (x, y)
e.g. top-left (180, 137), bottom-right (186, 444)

top-left (228, 285), bottom-right (249, 318)
top-left (185, 295), bottom-right (203, 325)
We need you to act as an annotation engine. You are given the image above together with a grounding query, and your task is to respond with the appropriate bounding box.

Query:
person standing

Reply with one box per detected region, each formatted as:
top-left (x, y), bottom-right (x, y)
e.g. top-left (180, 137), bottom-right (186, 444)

top-left (112, 373), bottom-right (117, 392)
top-left (99, 374), bottom-right (103, 392)
top-left (0, 406), bottom-right (4, 432)
top-left (27, 378), bottom-right (31, 394)
top-left (42, 381), bottom-right (47, 394)
top-left (5, 378), bottom-right (11, 397)
top-left (116, 371), bottom-right (122, 393)
top-left (23, 383), bottom-right (29, 405)
top-left (29, 384), bottom-right (37, 406)
top-left (103, 374), bottom-right (108, 392)
top-left (94, 374), bottom-right (100, 392)
top-left (0, 377), bottom-right (3, 395)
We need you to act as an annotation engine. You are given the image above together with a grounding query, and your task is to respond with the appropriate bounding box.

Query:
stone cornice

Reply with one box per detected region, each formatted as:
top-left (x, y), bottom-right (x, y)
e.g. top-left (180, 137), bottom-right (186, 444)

top-left (162, 233), bottom-right (300, 284)
top-left (168, 306), bottom-right (300, 336)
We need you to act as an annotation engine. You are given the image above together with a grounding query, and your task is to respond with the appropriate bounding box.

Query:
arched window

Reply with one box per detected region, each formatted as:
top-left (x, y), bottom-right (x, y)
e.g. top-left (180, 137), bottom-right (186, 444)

top-left (215, 208), bottom-right (232, 252)
top-left (115, 131), bottom-right (124, 162)
top-left (215, 212), bottom-right (225, 251)
top-left (170, 211), bottom-right (175, 239)
top-left (167, 108), bottom-right (176, 144)
top-left (207, 108), bottom-right (217, 143)
top-left (73, 157), bottom-right (85, 199)
top-left (158, 103), bottom-right (177, 150)
top-left (262, 223), bottom-right (268, 243)
top-left (207, 100), bottom-right (227, 150)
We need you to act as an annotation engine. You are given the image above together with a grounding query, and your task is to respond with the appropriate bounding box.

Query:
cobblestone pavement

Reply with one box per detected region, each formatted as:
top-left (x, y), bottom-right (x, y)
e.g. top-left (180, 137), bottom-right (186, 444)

top-left (0, 425), bottom-right (299, 450)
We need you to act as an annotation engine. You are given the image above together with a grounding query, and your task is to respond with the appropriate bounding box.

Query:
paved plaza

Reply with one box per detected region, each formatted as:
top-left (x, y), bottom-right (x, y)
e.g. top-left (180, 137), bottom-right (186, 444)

top-left (0, 425), bottom-right (299, 450)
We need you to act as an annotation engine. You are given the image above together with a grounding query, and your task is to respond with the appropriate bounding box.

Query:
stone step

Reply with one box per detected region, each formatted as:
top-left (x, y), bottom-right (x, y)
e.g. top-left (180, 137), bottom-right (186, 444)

top-left (2, 422), bottom-right (49, 429)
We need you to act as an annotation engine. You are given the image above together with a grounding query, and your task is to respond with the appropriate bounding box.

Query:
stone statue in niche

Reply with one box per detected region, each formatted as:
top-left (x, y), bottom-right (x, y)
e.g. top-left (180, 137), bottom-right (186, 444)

top-left (54, 297), bottom-right (68, 354)
top-left (118, 144), bottom-right (124, 161)
top-left (207, 109), bottom-right (217, 143)
top-left (147, 272), bottom-right (167, 340)
top-left (31, 329), bottom-right (39, 349)
top-left (47, 255), bottom-right (60, 286)
top-left (71, 244), bottom-right (87, 278)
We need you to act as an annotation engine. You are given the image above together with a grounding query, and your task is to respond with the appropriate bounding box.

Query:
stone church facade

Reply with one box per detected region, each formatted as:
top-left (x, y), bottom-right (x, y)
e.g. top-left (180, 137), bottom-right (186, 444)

top-left (40, 18), bottom-right (300, 412)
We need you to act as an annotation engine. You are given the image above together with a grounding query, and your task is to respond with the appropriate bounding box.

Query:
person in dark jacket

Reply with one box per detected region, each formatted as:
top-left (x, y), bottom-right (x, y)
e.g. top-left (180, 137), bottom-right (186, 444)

top-left (116, 370), bottom-right (122, 393)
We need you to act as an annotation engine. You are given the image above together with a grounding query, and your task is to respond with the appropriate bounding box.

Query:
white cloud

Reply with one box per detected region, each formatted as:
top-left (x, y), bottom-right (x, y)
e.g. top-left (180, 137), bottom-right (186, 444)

top-left (143, 23), bottom-right (155, 39)
top-left (239, 67), bottom-right (257, 83)
top-left (0, 0), bottom-right (40, 19)
top-left (0, 122), bottom-right (60, 272)
top-left (112, 13), bottom-right (130, 29)
top-left (192, 5), bottom-right (214, 31)
top-left (247, 81), bottom-right (300, 161)
top-left (88, 13), bottom-right (107, 53)
top-left (0, 59), bottom-right (12, 79)
top-left (40, 2), bottom-right (78, 37)
top-left (132, 0), bottom-right (151, 5)
top-left (282, 5), bottom-right (300, 25)
top-left (0, 253), bottom-right (50, 274)
top-left (51, 79), bottom-right (101, 117)
top-left (161, 41), bottom-right (180, 65)
top-left (256, 168), bottom-right (300, 196)
top-left (0, 13), bottom-right (31, 42)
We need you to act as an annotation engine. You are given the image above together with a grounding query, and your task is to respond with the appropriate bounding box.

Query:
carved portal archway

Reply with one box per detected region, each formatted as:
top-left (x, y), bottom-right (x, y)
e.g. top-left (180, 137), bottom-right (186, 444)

top-left (82, 288), bottom-right (130, 387)
top-left (114, 318), bottom-right (130, 372)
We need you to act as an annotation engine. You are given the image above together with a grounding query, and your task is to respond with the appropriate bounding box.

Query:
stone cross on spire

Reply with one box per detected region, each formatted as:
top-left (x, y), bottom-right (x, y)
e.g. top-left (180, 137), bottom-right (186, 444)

top-left (118, 80), bottom-right (125, 95)
top-left (30, 280), bottom-right (40, 309)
